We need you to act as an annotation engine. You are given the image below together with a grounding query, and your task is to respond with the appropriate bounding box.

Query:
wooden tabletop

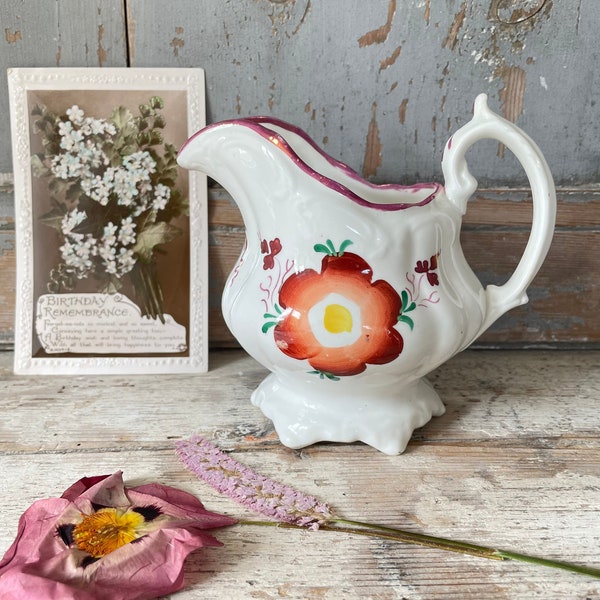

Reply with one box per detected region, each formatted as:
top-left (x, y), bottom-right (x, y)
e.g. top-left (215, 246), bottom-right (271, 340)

top-left (1, 349), bottom-right (599, 599)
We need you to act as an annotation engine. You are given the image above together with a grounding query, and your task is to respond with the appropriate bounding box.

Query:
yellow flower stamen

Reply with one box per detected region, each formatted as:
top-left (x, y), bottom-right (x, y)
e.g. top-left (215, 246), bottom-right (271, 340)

top-left (73, 508), bottom-right (145, 558)
top-left (323, 303), bottom-right (353, 334)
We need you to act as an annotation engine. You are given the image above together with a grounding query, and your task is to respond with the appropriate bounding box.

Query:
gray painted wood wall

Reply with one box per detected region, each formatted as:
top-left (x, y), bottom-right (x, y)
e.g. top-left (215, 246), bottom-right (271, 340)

top-left (0, 1), bottom-right (599, 348)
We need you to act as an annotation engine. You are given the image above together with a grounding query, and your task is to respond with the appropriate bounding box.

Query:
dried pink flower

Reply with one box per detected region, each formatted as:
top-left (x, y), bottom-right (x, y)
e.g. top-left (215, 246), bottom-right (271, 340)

top-left (176, 436), bottom-right (333, 529)
top-left (0, 471), bottom-right (236, 600)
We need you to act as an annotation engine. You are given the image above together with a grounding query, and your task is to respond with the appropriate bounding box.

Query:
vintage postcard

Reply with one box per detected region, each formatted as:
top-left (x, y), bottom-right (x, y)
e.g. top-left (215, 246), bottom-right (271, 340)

top-left (8, 68), bottom-right (207, 374)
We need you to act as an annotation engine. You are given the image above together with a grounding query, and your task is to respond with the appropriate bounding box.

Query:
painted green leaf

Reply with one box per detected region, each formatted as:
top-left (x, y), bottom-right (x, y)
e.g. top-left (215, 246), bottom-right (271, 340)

top-left (398, 314), bottom-right (415, 330)
top-left (338, 239), bottom-right (354, 254)
top-left (314, 243), bottom-right (331, 254)
top-left (401, 290), bottom-right (409, 308)
top-left (406, 302), bottom-right (417, 312)
top-left (308, 369), bottom-right (340, 381)
top-left (325, 239), bottom-right (336, 254)
top-left (261, 321), bottom-right (276, 333)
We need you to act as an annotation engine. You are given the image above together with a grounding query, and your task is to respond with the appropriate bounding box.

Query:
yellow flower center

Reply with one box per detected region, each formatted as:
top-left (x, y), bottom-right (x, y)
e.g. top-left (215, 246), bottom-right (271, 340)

top-left (73, 509), bottom-right (145, 558)
top-left (323, 303), bottom-right (353, 334)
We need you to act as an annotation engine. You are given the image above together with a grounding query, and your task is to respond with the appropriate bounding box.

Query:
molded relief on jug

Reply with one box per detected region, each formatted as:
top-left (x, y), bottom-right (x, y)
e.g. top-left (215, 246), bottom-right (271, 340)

top-left (178, 94), bottom-right (556, 454)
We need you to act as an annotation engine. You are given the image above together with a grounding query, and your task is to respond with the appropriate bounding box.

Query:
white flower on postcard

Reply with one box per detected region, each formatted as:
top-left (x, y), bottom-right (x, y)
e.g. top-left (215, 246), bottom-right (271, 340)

top-left (30, 97), bottom-right (187, 324)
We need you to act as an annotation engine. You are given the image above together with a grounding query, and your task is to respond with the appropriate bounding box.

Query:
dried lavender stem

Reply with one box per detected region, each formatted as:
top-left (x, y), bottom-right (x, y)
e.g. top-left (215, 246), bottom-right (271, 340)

top-left (239, 518), bottom-right (600, 577)
top-left (177, 437), bottom-right (600, 579)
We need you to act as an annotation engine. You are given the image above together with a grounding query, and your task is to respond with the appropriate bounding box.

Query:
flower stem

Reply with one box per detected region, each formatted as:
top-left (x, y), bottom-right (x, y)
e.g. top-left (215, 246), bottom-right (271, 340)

top-left (237, 518), bottom-right (600, 578)
top-left (131, 260), bottom-right (165, 323)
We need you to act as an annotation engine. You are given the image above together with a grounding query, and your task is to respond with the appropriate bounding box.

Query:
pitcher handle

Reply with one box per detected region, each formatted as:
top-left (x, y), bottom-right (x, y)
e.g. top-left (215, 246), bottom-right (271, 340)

top-left (441, 93), bottom-right (556, 335)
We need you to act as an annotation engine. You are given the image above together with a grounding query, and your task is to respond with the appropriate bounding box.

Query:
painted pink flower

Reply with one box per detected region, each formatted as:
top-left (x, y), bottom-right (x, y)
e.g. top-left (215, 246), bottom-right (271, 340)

top-left (0, 472), bottom-right (236, 600)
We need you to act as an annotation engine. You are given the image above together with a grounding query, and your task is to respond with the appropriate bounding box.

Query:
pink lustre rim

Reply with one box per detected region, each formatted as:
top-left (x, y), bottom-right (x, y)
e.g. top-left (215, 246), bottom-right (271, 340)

top-left (179, 117), bottom-right (442, 211)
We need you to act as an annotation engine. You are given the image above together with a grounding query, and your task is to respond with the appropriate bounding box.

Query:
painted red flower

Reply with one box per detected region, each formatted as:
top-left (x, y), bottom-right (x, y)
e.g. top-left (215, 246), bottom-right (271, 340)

top-left (415, 254), bottom-right (439, 286)
top-left (261, 237), bottom-right (282, 270)
top-left (273, 248), bottom-right (403, 376)
top-left (0, 472), bottom-right (236, 600)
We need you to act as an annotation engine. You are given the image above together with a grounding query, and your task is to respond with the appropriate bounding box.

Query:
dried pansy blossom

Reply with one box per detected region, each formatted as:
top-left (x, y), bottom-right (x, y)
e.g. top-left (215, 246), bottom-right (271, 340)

top-left (0, 471), bottom-right (236, 600)
top-left (176, 436), bottom-right (600, 579)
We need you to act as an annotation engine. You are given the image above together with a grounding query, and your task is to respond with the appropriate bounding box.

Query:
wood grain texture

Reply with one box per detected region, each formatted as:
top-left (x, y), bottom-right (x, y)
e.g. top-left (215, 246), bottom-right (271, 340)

top-left (204, 186), bottom-right (600, 348)
top-left (1, 1), bottom-right (598, 186)
top-left (0, 186), bottom-right (598, 348)
top-left (0, 1), bottom-right (598, 347)
top-left (1, 349), bottom-right (600, 598)
top-left (124, 0), bottom-right (599, 187)
top-left (0, 0), bottom-right (127, 172)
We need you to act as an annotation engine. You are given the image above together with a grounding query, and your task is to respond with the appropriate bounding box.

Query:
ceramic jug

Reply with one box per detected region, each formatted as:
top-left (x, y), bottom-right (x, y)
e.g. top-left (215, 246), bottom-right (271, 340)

top-left (178, 94), bottom-right (556, 454)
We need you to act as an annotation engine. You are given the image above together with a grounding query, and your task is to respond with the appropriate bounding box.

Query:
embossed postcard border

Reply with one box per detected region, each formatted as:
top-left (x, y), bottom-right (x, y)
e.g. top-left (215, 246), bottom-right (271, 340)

top-left (8, 67), bottom-right (208, 374)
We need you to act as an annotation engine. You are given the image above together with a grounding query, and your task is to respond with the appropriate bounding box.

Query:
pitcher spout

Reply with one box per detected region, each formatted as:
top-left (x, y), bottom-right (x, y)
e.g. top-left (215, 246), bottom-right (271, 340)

top-left (177, 120), bottom-right (271, 234)
top-left (177, 118), bottom-right (442, 220)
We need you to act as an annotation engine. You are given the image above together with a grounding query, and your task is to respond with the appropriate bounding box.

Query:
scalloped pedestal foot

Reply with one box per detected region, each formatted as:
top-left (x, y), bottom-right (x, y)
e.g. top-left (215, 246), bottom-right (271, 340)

top-left (250, 374), bottom-right (446, 455)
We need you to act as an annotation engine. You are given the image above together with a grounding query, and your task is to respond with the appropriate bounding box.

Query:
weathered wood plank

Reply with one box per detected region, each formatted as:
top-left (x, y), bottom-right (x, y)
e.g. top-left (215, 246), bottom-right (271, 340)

top-left (0, 0), bottom-right (128, 173)
top-left (3, 0), bottom-right (598, 185)
top-left (205, 188), bottom-right (600, 347)
top-left (1, 187), bottom-right (599, 348)
top-left (2, 446), bottom-right (599, 599)
top-left (1, 350), bottom-right (598, 452)
top-left (0, 231), bottom-right (15, 348)
top-left (1, 350), bottom-right (600, 598)
top-left (126, 0), bottom-right (600, 187)
top-left (1, 0), bottom-right (599, 347)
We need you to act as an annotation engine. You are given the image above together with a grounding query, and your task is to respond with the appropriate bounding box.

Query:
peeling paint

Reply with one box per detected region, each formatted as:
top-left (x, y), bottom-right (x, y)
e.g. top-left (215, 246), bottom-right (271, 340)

top-left (236, 94), bottom-right (242, 115)
top-left (496, 65), bottom-right (527, 156)
top-left (97, 24), bottom-right (107, 66)
top-left (268, 81), bottom-right (276, 111)
top-left (424, 0), bottom-right (431, 25)
top-left (290, 0), bottom-right (311, 37)
top-left (491, 0), bottom-right (551, 25)
top-left (304, 101), bottom-right (316, 121)
top-left (442, 1), bottom-right (466, 51)
top-left (127, 7), bottom-right (135, 64)
top-left (379, 45), bottom-right (402, 71)
top-left (497, 65), bottom-right (526, 123)
top-left (170, 27), bottom-right (185, 57)
top-left (362, 102), bottom-right (382, 178)
top-left (399, 98), bottom-right (408, 124)
top-left (358, 0), bottom-right (396, 47)
top-left (5, 28), bottom-right (21, 44)
top-left (55, 45), bottom-right (62, 67)
top-left (263, 0), bottom-right (311, 42)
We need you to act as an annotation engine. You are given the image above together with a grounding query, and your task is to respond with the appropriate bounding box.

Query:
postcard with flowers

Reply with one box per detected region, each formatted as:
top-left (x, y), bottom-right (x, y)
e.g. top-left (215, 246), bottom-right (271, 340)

top-left (8, 68), bottom-right (207, 374)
